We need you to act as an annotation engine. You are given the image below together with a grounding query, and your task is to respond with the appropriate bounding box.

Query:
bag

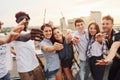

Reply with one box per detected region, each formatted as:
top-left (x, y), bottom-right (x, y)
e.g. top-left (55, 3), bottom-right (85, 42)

top-left (71, 45), bottom-right (80, 79)
top-left (36, 54), bottom-right (44, 70)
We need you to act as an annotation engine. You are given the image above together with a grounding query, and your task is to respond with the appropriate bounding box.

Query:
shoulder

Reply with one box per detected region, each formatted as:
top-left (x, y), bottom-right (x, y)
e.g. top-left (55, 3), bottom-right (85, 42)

top-left (39, 39), bottom-right (46, 45)
top-left (39, 38), bottom-right (52, 46)
top-left (114, 32), bottom-right (120, 41)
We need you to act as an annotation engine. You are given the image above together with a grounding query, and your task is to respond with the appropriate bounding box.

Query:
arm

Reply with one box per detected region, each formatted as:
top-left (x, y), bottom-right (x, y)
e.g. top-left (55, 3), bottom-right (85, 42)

top-left (16, 32), bottom-right (31, 42)
top-left (96, 41), bottom-right (120, 65)
top-left (41, 45), bottom-right (55, 53)
top-left (0, 32), bottom-right (19, 45)
top-left (0, 35), bottom-right (11, 45)
top-left (65, 32), bottom-right (72, 44)
top-left (105, 41), bottom-right (120, 61)
top-left (41, 42), bottom-right (63, 53)
top-left (95, 33), bottom-right (106, 44)
top-left (16, 28), bottom-right (43, 42)
top-left (0, 19), bottom-right (26, 45)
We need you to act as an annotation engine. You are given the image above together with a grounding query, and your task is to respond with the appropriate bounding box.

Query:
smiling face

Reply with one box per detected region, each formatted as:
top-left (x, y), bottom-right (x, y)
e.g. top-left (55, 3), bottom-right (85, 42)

top-left (89, 24), bottom-right (97, 36)
top-left (53, 28), bottom-right (63, 41)
top-left (43, 26), bottom-right (52, 40)
top-left (88, 22), bottom-right (100, 37)
top-left (75, 22), bottom-right (85, 33)
top-left (102, 19), bottom-right (113, 34)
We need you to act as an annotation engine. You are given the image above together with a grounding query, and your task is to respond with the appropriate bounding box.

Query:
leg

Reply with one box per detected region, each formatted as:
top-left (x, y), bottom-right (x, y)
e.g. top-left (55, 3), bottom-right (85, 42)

top-left (63, 67), bottom-right (72, 80)
top-left (114, 69), bottom-right (120, 80)
top-left (89, 56), bottom-right (105, 80)
top-left (79, 60), bottom-right (85, 80)
top-left (55, 68), bottom-right (63, 80)
top-left (19, 72), bottom-right (33, 80)
top-left (84, 60), bottom-right (90, 80)
top-left (33, 66), bottom-right (45, 80)
top-left (108, 58), bottom-right (120, 80)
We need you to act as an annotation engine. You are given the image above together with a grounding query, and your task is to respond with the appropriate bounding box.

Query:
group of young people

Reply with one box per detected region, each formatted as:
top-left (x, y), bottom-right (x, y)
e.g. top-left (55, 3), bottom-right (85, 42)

top-left (39, 15), bottom-right (120, 80)
top-left (0, 11), bottom-right (120, 80)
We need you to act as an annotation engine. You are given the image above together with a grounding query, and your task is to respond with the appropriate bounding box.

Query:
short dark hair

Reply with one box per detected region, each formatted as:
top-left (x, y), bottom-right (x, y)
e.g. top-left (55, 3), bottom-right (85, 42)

top-left (102, 15), bottom-right (114, 24)
top-left (74, 18), bottom-right (84, 26)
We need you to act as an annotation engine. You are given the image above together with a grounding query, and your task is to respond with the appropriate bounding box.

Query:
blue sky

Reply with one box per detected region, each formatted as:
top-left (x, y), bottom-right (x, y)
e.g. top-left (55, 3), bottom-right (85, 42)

top-left (0, 0), bottom-right (120, 27)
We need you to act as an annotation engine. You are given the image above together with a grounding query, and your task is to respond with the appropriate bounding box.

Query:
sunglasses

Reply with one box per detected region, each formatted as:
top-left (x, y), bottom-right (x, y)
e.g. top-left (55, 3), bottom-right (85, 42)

top-left (17, 16), bottom-right (29, 23)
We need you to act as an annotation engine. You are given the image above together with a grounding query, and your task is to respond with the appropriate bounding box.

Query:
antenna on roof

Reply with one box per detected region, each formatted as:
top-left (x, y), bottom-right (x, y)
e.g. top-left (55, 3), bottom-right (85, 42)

top-left (43, 8), bottom-right (46, 24)
top-left (61, 11), bottom-right (64, 17)
top-left (60, 11), bottom-right (67, 30)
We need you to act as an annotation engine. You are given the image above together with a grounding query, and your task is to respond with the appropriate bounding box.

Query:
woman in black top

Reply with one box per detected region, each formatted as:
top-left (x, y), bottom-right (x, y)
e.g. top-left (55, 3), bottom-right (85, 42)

top-left (52, 27), bottom-right (74, 80)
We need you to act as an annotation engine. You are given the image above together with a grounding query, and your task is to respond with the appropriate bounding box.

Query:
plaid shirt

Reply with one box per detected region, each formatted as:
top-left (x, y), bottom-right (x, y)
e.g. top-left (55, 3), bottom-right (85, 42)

top-left (86, 38), bottom-right (95, 58)
top-left (86, 38), bottom-right (108, 58)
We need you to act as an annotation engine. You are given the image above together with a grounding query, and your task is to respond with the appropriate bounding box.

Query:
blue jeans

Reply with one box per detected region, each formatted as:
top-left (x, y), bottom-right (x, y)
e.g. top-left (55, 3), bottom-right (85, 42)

top-left (45, 69), bottom-right (59, 80)
top-left (79, 60), bottom-right (90, 80)
top-left (0, 72), bottom-right (10, 80)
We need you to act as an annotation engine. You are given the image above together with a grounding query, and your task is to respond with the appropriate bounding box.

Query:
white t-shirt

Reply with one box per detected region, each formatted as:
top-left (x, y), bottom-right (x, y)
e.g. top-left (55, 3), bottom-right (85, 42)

top-left (0, 44), bottom-right (8, 78)
top-left (5, 43), bottom-right (13, 71)
top-left (0, 34), bottom-right (12, 78)
top-left (12, 39), bottom-right (39, 72)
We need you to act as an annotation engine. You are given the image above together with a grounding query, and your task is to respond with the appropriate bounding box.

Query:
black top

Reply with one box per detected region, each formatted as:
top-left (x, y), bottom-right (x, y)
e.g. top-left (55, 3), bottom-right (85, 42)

top-left (106, 29), bottom-right (116, 49)
top-left (56, 37), bottom-right (74, 60)
top-left (114, 32), bottom-right (120, 54)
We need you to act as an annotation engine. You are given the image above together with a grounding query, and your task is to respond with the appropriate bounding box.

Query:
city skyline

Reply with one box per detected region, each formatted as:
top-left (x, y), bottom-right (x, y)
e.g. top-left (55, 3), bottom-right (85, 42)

top-left (0, 0), bottom-right (120, 27)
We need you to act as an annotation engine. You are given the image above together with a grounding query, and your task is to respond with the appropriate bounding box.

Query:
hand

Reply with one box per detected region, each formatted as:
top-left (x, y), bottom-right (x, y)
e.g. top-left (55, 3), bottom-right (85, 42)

top-left (18, 18), bottom-right (28, 26)
top-left (7, 32), bottom-right (19, 43)
top-left (95, 33), bottom-right (107, 43)
top-left (73, 36), bottom-right (80, 44)
top-left (12, 25), bottom-right (24, 33)
top-left (31, 28), bottom-right (43, 41)
top-left (54, 42), bottom-right (63, 51)
top-left (65, 31), bottom-right (72, 43)
top-left (96, 59), bottom-right (109, 65)
top-left (12, 18), bottom-right (27, 33)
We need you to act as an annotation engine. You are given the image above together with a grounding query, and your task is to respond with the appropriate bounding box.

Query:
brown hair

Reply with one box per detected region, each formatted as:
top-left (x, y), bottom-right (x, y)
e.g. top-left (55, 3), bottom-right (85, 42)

top-left (88, 22), bottom-right (100, 39)
top-left (40, 23), bottom-right (52, 31)
top-left (51, 27), bottom-right (61, 43)
top-left (74, 18), bottom-right (84, 26)
top-left (102, 15), bottom-right (114, 24)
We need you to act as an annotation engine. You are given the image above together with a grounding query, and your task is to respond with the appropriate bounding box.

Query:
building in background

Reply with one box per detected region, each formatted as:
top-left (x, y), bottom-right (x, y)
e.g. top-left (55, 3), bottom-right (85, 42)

top-left (67, 11), bottom-right (102, 30)
top-left (114, 24), bottom-right (120, 31)
top-left (60, 17), bottom-right (67, 30)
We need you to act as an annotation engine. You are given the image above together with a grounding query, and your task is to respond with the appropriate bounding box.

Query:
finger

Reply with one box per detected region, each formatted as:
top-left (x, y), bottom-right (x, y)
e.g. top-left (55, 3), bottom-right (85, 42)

top-left (18, 18), bottom-right (27, 25)
top-left (12, 26), bottom-right (22, 33)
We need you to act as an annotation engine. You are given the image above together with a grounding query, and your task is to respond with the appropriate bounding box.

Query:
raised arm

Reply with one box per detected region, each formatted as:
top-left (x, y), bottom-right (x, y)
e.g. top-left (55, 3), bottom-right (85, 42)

top-left (96, 41), bottom-right (120, 65)
top-left (41, 42), bottom-right (63, 53)
top-left (105, 41), bottom-right (120, 61)
top-left (0, 19), bottom-right (26, 45)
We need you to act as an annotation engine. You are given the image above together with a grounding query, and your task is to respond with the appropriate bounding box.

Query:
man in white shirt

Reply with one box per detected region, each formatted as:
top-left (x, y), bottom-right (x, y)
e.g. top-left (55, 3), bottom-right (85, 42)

top-left (12, 11), bottom-right (45, 80)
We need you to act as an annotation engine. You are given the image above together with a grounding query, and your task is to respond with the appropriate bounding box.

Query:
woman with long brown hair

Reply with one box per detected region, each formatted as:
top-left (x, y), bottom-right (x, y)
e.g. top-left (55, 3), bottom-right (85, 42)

top-left (39, 24), bottom-right (63, 80)
top-left (86, 22), bottom-right (107, 80)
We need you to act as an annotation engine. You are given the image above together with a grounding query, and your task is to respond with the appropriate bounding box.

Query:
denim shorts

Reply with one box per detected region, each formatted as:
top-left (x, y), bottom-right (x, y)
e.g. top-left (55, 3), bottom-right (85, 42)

top-left (45, 69), bottom-right (59, 80)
